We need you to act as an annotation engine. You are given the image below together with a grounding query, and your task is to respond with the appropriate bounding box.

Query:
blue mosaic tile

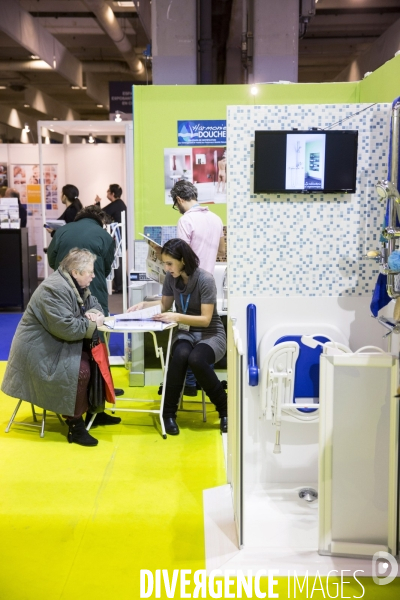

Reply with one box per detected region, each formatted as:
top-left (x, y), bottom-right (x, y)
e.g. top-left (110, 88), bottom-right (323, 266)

top-left (227, 103), bottom-right (390, 296)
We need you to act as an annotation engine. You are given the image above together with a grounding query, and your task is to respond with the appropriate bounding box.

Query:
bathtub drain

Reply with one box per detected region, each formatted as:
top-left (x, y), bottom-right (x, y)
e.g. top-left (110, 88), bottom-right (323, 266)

top-left (298, 488), bottom-right (318, 503)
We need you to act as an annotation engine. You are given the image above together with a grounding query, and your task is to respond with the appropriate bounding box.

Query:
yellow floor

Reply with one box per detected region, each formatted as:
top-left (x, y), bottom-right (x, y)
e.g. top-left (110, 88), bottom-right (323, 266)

top-left (0, 362), bottom-right (226, 600)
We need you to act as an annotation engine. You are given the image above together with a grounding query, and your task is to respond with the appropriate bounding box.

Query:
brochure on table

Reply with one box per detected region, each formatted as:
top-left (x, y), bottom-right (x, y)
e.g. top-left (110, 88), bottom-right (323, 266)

top-left (106, 305), bottom-right (170, 331)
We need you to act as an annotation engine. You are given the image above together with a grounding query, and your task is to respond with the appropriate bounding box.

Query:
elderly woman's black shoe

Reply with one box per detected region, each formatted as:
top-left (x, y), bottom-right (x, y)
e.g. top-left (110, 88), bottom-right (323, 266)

top-left (220, 416), bottom-right (228, 433)
top-left (67, 417), bottom-right (98, 446)
top-left (163, 417), bottom-right (179, 436)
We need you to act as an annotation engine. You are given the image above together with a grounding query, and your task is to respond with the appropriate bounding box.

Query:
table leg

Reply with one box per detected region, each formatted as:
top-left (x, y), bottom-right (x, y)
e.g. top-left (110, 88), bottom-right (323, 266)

top-left (159, 327), bottom-right (174, 439)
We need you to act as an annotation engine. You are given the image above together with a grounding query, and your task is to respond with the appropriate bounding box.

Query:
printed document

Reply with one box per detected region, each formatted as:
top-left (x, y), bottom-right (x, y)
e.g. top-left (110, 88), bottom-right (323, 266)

top-left (106, 305), bottom-right (170, 331)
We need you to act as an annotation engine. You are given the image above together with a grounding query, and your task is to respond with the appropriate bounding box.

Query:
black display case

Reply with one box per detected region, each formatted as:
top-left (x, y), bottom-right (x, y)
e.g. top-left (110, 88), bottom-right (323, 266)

top-left (0, 229), bottom-right (38, 310)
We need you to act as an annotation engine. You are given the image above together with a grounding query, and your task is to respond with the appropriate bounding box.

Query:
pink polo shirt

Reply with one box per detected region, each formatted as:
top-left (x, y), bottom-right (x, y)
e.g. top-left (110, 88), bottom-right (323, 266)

top-left (177, 204), bottom-right (224, 274)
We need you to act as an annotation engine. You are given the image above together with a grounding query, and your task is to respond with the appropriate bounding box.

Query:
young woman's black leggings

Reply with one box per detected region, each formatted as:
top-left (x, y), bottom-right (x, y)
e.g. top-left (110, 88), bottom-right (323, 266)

top-left (163, 340), bottom-right (227, 419)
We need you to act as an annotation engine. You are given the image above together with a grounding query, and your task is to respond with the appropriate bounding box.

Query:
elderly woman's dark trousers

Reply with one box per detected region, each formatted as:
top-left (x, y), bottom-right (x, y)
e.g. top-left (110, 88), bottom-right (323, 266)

top-left (163, 340), bottom-right (227, 419)
top-left (62, 350), bottom-right (90, 420)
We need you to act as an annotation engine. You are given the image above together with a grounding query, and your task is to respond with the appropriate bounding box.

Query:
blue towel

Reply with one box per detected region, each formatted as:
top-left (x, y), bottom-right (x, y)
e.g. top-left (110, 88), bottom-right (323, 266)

top-left (388, 250), bottom-right (400, 271)
top-left (371, 273), bottom-right (391, 317)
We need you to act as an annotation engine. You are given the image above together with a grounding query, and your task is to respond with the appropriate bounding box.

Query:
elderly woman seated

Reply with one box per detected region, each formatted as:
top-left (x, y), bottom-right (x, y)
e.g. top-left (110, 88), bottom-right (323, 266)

top-left (1, 247), bottom-right (120, 447)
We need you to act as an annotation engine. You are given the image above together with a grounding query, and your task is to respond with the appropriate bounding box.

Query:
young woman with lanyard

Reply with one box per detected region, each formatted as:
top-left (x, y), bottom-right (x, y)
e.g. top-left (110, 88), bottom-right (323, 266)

top-left (127, 238), bottom-right (227, 436)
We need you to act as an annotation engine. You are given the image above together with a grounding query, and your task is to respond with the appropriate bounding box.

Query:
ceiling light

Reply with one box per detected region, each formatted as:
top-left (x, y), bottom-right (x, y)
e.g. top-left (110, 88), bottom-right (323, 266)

top-left (250, 86), bottom-right (258, 95)
top-left (30, 54), bottom-right (40, 60)
top-left (88, 133), bottom-right (95, 144)
top-left (97, 104), bottom-right (104, 108)
top-left (114, 111), bottom-right (122, 122)
top-left (24, 103), bottom-right (30, 108)
top-left (23, 123), bottom-right (30, 133)
top-left (0, 86), bottom-right (6, 90)
top-left (114, 1), bottom-right (136, 6)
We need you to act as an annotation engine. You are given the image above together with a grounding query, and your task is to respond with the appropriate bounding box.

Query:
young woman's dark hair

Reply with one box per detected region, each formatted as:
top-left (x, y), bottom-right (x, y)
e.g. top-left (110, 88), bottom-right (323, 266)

top-left (62, 184), bottom-right (83, 212)
top-left (109, 183), bottom-right (122, 198)
top-left (161, 238), bottom-right (200, 276)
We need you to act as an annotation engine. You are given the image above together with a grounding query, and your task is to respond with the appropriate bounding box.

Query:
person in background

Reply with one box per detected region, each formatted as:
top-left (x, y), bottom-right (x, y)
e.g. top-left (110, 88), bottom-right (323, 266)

top-left (58, 184), bottom-right (83, 224)
top-left (95, 184), bottom-right (127, 293)
top-left (5, 188), bottom-right (27, 228)
top-left (47, 205), bottom-right (115, 317)
top-left (46, 184), bottom-right (83, 237)
top-left (1, 248), bottom-right (120, 447)
top-left (171, 180), bottom-right (225, 396)
top-left (128, 238), bottom-right (228, 437)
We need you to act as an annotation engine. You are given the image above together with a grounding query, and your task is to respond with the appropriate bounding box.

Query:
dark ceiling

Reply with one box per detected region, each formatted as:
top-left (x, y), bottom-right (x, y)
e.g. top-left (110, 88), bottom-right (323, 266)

top-left (0, 0), bottom-right (399, 141)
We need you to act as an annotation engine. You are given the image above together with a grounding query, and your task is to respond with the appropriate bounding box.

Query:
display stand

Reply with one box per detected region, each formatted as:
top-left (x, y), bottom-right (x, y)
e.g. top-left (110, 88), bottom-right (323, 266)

top-left (95, 319), bottom-right (177, 438)
top-left (0, 230), bottom-right (37, 309)
top-left (106, 211), bottom-right (127, 367)
top-left (319, 349), bottom-right (399, 557)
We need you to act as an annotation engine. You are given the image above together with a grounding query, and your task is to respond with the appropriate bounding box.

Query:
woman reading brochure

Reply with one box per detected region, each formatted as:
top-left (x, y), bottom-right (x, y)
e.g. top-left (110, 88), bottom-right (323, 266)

top-left (127, 238), bottom-right (227, 436)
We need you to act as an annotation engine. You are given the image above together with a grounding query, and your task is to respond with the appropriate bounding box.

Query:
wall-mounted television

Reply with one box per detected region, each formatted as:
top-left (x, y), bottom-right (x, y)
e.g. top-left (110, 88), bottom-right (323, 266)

top-left (254, 130), bottom-right (358, 194)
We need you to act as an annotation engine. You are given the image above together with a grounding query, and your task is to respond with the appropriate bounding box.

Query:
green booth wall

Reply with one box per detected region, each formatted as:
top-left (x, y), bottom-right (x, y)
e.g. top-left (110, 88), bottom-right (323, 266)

top-left (133, 54), bottom-right (400, 237)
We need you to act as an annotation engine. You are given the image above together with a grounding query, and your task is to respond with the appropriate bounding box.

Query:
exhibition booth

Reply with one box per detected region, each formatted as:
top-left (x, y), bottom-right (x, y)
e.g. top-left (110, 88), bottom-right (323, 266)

top-left (131, 53), bottom-right (400, 574)
top-left (1, 50), bottom-right (400, 596)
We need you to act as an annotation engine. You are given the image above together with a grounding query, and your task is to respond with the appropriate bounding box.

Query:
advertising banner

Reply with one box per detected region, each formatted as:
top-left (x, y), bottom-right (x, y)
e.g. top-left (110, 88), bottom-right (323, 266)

top-left (177, 120), bottom-right (226, 146)
top-left (10, 164), bottom-right (59, 277)
top-left (164, 147), bottom-right (226, 204)
top-left (0, 163), bottom-right (7, 186)
top-left (109, 81), bottom-right (133, 121)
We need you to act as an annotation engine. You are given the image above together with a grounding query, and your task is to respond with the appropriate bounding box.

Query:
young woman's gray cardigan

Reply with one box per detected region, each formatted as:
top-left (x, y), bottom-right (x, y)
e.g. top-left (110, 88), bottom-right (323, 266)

top-left (1, 268), bottom-right (103, 417)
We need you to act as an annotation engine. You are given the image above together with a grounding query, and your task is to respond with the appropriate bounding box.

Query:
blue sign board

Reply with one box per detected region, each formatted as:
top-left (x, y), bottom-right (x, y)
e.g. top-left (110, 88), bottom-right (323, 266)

top-left (178, 120), bottom-right (226, 146)
top-left (109, 81), bottom-right (133, 115)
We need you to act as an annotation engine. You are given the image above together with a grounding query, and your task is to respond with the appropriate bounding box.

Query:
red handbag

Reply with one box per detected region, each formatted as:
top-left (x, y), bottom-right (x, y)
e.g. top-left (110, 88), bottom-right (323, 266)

top-left (90, 340), bottom-right (116, 405)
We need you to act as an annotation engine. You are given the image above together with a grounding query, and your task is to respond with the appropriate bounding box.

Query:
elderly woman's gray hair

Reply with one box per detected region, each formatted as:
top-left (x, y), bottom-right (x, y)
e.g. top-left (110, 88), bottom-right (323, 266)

top-left (59, 248), bottom-right (96, 274)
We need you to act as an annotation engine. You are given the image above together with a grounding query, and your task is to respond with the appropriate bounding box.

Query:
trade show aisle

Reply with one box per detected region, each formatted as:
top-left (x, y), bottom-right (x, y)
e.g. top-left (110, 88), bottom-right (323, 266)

top-left (0, 314), bottom-right (23, 360)
top-left (0, 364), bottom-right (226, 600)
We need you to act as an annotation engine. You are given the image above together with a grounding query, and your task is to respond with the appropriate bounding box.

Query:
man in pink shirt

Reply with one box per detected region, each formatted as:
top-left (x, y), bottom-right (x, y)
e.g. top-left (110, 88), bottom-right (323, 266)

top-left (171, 180), bottom-right (225, 274)
top-left (171, 180), bottom-right (226, 396)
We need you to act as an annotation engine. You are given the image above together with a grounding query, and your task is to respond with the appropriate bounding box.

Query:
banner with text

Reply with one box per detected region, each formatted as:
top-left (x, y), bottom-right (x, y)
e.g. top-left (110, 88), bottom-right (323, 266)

top-left (177, 120), bottom-right (226, 146)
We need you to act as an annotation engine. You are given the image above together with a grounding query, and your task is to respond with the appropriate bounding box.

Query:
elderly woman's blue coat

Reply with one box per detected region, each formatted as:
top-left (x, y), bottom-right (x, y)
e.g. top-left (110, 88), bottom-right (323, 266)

top-left (1, 268), bottom-right (103, 416)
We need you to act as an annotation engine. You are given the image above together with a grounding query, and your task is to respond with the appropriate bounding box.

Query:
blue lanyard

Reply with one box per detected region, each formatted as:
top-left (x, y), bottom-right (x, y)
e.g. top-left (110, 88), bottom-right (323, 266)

top-left (180, 293), bottom-right (191, 314)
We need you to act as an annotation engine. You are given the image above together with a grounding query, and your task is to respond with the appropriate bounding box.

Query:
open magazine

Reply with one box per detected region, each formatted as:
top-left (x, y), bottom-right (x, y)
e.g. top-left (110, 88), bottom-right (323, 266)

top-left (106, 305), bottom-right (170, 331)
top-left (138, 233), bottom-right (166, 284)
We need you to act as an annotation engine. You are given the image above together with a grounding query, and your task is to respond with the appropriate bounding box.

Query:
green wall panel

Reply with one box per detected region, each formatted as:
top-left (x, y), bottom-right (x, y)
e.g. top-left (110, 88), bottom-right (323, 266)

top-left (133, 83), bottom-right (359, 236)
top-left (359, 54), bottom-right (400, 103)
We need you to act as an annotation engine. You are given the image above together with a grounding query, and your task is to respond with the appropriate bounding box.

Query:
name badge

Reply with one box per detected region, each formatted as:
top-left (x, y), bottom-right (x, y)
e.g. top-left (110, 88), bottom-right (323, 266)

top-left (178, 323), bottom-right (190, 331)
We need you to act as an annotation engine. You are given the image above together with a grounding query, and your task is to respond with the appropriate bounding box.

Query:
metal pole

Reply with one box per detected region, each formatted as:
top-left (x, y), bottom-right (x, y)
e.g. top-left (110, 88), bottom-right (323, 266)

top-left (199, 0), bottom-right (213, 84)
top-left (390, 102), bottom-right (400, 186)
top-left (38, 121), bottom-right (48, 279)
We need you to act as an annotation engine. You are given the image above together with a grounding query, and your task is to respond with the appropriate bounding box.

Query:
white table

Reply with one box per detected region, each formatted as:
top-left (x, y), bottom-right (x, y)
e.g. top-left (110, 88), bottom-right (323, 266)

top-left (94, 319), bottom-right (177, 439)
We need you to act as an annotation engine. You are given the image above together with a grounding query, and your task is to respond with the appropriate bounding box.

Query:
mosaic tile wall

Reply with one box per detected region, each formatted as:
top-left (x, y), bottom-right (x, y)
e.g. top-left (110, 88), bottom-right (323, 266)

top-left (227, 103), bottom-right (391, 297)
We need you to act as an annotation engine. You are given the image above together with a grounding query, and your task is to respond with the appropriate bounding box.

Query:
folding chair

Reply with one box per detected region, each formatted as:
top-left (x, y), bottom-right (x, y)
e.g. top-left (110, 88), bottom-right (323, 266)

top-left (5, 399), bottom-right (64, 438)
top-left (178, 385), bottom-right (207, 422)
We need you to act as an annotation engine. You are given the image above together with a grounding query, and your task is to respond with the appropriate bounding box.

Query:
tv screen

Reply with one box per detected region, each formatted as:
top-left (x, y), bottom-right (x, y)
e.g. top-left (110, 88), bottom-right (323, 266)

top-left (254, 130), bottom-right (358, 194)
